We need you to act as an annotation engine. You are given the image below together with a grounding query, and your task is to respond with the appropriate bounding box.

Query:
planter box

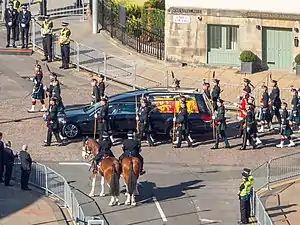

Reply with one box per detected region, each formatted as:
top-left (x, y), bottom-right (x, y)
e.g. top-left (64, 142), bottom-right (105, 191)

top-left (241, 62), bottom-right (254, 74)
top-left (296, 65), bottom-right (300, 75)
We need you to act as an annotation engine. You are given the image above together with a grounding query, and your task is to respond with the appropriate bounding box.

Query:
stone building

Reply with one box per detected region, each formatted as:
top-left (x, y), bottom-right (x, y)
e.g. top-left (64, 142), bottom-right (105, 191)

top-left (165, 0), bottom-right (300, 71)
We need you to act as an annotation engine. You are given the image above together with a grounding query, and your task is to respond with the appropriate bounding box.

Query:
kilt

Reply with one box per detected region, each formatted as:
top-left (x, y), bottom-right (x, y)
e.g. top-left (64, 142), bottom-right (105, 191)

top-left (259, 108), bottom-right (271, 121)
top-left (32, 86), bottom-right (45, 100)
top-left (289, 111), bottom-right (300, 123)
top-left (281, 125), bottom-right (293, 136)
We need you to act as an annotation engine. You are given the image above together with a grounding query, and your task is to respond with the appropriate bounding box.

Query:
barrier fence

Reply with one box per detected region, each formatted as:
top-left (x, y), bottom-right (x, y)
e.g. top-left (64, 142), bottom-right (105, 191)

top-left (252, 151), bottom-right (300, 225)
top-left (12, 160), bottom-right (105, 225)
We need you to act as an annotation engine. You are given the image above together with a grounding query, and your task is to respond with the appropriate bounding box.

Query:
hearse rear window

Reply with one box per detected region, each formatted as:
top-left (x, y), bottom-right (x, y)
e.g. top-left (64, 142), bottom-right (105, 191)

top-left (149, 93), bottom-right (199, 113)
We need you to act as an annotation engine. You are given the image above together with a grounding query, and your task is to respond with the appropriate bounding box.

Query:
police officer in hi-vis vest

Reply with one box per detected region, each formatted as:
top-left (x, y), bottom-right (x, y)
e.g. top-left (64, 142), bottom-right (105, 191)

top-left (59, 22), bottom-right (71, 69)
top-left (41, 15), bottom-right (53, 62)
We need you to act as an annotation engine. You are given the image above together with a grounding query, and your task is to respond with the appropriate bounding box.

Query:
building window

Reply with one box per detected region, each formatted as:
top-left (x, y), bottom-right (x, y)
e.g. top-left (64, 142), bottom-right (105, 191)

top-left (208, 25), bottom-right (238, 50)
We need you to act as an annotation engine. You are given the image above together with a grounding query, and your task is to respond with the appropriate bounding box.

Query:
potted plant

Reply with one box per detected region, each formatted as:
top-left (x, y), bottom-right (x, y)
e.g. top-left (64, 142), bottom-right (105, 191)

top-left (295, 54), bottom-right (300, 75)
top-left (239, 50), bottom-right (257, 74)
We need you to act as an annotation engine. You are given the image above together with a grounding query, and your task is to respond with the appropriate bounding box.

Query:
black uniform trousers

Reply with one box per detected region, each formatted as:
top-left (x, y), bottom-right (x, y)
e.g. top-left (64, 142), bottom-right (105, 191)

top-left (6, 25), bottom-right (16, 44)
top-left (240, 196), bottom-right (249, 223)
top-left (15, 21), bottom-right (20, 40)
top-left (138, 122), bottom-right (153, 145)
top-left (4, 163), bottom-right (13, 186)
top-left (42, 35), bottom-right (53, 60)
top-left (21, 26), bottom-right (29, 47)
top-left (0, 156), bottom-right (3, 182)
top-left (175, 124), bottom-right (192, 148)
top-left (119, 152), bottom-right (144, 169)
top-left (97, 122), bottom-right (108, 143)
top-left (40, 0), bottom-right (47, 16)
top-left (61, 44), bottom-right (70, 68)
top-left (46, 127), bottom-right (62, 145)
top-left (212, 101), bottom-right (218, 111)
top-left (241, 129), bottom-right (255, 149)
top-left (21, 169), bottom-right (31, 189)
top-left (271, 104), bottom-right (282, 124)
top-left (215, 129), bottom-right (229, 147)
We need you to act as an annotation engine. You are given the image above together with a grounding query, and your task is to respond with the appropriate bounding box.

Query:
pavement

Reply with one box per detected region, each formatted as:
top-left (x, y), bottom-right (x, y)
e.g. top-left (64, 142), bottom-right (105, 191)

top-left (0, 182), bottom-right (70, 225)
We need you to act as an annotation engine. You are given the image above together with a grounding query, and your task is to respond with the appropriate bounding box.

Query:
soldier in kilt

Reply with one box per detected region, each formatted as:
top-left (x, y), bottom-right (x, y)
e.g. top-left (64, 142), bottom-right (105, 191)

top-left (276, 102), bottom-right (296, 148)
top-left (28, 70), bottom-right (47, 112)
top-left (258, 85), bottom-right (271, 133)
top-left (248, 101), bottom-right (263, 146)
top-left (289, 88), bottom-right (300, 131)
top-left (240, 104), bottom-right (257, 150)
top-left (211, 99), bottom-right (230, 149)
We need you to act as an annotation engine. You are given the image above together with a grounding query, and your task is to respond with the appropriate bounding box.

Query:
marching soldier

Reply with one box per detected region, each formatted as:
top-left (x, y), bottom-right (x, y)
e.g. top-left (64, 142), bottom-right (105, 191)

top-left (235, 89), bottom-right (249, 138)
top-left (28, 65), bottom-right (47, 112)
top-left (238, 172), bottom-right (251, 224)
top-left (93, 132), bottom-right (114, 172)
top-left (211, 79), bottom-right (221, 111)
top-left (243, 78), bottom-right (253, 94)
top-left (202, 81), bottom-right (211, 100)
top-left (276, 102), bottom-right (295, 148)
top-left (211, 99), bottom-right (230, 149)
top-left (59, 22), bottom-right (71, 69)
top-left (258, 85), bottom-right (270, 133)
top-left (19, 5), bottom-right (31, 49)
top-left (91, 79), bottom-right (100, 105)
top-left (4, 2), bottom-right (18, 48)
top-left (290, 88), bottom-right (300, 131)
top-left (43, 98), bottom-right (63, 146)
top-left (119, 131), bottom-right (145, 175)
top-left (12, 0), bottom-right (21, 41)
top-left (94, 97), bottom-right (109, 143)
top-left (41, 15), bottom-right (53, 62)
top-left (240, 104), bottom-right (257, 150)
top-left (269, 79), bottom-right (282, 128)
top-left (98, 75), bottom-right (106, 98)
top-left (173, 98), bottom-right (193, 148)
top-left (248, 99), bottom-right (263, 146)
top-left (45, 72), bottom-right (60, 102)
top-left (137, 98), bottom-right (155, 146)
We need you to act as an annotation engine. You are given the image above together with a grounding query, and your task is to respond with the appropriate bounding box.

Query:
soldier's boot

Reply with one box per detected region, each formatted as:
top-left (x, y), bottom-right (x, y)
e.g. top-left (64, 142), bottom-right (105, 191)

top-left (223, 137), bottom-right (230, 148)
top-left (93, 160), bottom-right (98, 173)
top-left (258, 124), bottom-right (264, 133)
top-left (140, 162), bottom-right (146, 175)
top-left (40, 104), bottom-right (47, 112)
top-left (147, 134), bottom-right (155, 147)
top-left (149, 134), bottom-right (155, 145)
top-left (109, 135), bottom-right (115, 143)
top-left (288, 140), bottom-right (296, 147)
top-left (28, 105), bottom-right (35, 112)
top-left (187, 135), bottom-right (193, 147)
top-left (276, 141), bottom-right (284, 148)
top-left (255, 137), bottom-right (262, 145)
top-left (211, 143), bottom-right (218, 149)
top-left (6, 42), bottom-right (9, 48)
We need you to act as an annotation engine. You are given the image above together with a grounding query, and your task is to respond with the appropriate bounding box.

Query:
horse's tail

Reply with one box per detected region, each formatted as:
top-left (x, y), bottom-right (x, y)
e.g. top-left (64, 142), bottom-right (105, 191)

top-left (127, 161), bottom-right (137, 195)
top-left (109, 164), bottom-right (120, 197)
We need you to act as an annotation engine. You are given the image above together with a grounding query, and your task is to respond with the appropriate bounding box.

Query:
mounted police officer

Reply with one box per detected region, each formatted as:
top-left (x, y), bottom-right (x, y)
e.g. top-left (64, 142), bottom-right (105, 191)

top-left (240, 104), bottom-right (257, 150)
top-left (91, 79), bottom-right (100, 105)
top-left (173, 98), bottom-right (193, 148)
top-left (41, 15), bottom-right (53, 62)
top-left (3, 141), bottom-right (18, 186)
top-left (59, 22), bottom-right (71, 69)
top-left (4, 2), bottom-right (18, 48)
top-left (19, 5), bottom-right (31, 49)
top-left (269, 79), bottom-right (282, 128)
top-left (137, 98), bottom-right (155, 146)
top-left (95, 97), bottom-right (109, 143)
top-left (211, 78), bottom-right (221, 111)
top-left (238, 172), bottom-right (251, 224)
top-left (93, 132), bottom-right (114, 172)
top-left (43, 97), bottom-right (63, 146)
top-left (211, 99), bottom-right (230, 149)
top-left (119, 131), bottom-right (145, 175)
top-left (97, 75), bottom-right (105, 98)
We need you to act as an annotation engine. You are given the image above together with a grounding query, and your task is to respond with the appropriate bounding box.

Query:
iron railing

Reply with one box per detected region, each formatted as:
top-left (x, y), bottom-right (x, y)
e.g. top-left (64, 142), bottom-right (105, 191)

top-left (11, 159), bottom-right (104, 225)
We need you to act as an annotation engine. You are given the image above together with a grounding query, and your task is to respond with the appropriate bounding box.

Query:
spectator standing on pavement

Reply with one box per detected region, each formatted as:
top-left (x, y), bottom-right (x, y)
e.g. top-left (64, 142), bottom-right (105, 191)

top-left (19, 144), bottom-right (32, 191)
top-left (97, 75), bottom-right (106, 98)
top-left (4, 2), bottom-right (18, 48)
top-left (0, 132), bottom-right (5, 183)
top-left (3, 141), bottom-right (18, 186)
top-left (41, 15), bottom-right (53, 62)
top-left (19, 5), bottom-right (31, 49)
top-left (59, 22), bottom-right (71, 70)
top-left (12, 0), bottom-right (21, 41)
top-left (238, 172), bottom-right (251, 224)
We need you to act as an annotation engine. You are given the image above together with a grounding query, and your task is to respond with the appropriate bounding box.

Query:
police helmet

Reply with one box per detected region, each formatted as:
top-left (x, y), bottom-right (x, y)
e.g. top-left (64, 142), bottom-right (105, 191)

top-left (102, 132), bottom-right (109, 138)
top-left (127, 131), bottom-right (134, 137)
top-left (243, 168), bottom-right (251, 174)
top-left (8, 2), bottom-right (13, 6)
top-left (242, 172), bottom-right (248, 179)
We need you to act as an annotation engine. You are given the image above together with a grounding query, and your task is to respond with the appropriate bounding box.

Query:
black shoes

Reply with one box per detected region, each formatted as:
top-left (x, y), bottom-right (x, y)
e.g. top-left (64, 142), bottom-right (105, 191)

top-left (140, 170), bottom-right (146, 175)
top-left (22, 187), bottom-right (31, 191)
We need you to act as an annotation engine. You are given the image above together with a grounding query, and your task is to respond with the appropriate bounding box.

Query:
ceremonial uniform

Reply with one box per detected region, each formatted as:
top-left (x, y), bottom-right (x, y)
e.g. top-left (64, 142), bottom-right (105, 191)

top-left (236, 93), bottom-right (248, 138)
top-left (270, 83), bottom-right (282, 125)
top-left (44, 98), bottom-right (63, 146)
top-left (289, 91), bottom-right (300, 125)
top-left (12, 0), bottom-right (21, 41)
top-left (173, 100), bottom-right (193, 148)
top-left (137, 100), bottom-right (154, 146)
top-left (29, 72), bottom-right (47, 112)
top-left (239, 173), bottom-right (251, 224)
top-left (259, 88), bottom-right (270, 132)
top-left (94, 133), bottom-right (114, 170)
top-left (19, 5), bottom-right (31, 49)
top-left (4, 2), bottom-right (18, 48)
top-left (95, 99), bottom-right (109, 142)
top-left (211, 79), bottom-right (221, 111)
top-left (19, 148), bottom-right (32, 190)
top-left (3, 144), bottom-right (18, 186)
top-left (59, 22), bottom-right (71, 69)
top-left (211, 99), bottom-right (230, 149)
top-left (119, 131), bottom-right (145, 175)
top-left (240, 106), bottom-right (256, 150)
top-left (41, 16), bottom-right (53, 62)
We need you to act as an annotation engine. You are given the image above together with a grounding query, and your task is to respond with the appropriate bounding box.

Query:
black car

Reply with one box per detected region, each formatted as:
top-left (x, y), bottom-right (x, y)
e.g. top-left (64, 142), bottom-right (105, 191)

top-left (59, 88), bottom-right (212, 139)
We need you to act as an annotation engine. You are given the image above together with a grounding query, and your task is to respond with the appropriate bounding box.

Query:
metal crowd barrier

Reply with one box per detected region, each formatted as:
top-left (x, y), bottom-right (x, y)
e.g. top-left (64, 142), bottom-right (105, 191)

top-left (12, 160), bottom-right (104, 225)
top-left (251, 151), bottom-right (300, 225)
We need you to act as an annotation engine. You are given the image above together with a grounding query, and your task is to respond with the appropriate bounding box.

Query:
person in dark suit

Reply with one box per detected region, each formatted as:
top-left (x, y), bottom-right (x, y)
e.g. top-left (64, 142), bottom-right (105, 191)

top-left (3, 141), bottom-right (18, 186)
top-left (19, 144), bottom-right (32, 190)
top-left (0, 132), bottom-right (4, 183)
top-left (4, 2), bottom-right (18, 48)
top-left (18, 5), bottom-right (31, 48)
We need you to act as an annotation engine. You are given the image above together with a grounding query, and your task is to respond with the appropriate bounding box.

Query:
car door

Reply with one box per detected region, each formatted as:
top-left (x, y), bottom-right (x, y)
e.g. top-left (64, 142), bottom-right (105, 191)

top-left (113, 102), bottom-right (136, 133)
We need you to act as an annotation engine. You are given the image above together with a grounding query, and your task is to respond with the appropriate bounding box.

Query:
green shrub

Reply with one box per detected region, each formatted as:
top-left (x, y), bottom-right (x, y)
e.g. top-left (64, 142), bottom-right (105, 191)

top-left (143, 0), bottom-right (165, 10)
top-left (295, 54), bottom-right (300, 65)
top-left (239, 50), bottom-right (257, 62)
top-left (141, 8), bottom-right (164, 33)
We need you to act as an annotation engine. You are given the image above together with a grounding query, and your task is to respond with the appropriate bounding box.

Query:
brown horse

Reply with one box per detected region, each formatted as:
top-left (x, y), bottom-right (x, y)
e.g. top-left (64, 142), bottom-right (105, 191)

top-left (121, 157), bottom-right (141, 206)
top-left (82, 137), bottom-right (121, 206)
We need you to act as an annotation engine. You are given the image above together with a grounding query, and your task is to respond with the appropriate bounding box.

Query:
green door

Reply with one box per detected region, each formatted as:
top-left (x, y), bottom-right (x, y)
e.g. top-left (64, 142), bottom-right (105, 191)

top-left (207, 25), bottom-right (240, 66)
top-left (262, 27), bottom-right (292, 70)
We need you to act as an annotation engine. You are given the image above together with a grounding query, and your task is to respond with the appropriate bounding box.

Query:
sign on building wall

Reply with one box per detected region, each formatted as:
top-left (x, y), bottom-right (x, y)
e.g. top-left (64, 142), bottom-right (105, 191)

top-left (173, 15), bottom-right (191, 24)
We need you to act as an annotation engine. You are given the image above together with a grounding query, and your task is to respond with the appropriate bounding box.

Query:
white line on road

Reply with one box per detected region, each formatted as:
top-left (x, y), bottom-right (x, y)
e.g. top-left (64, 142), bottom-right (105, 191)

top-left (152, 196), bottom-right (167, 222)
top-left (59, 162), bottom-right (90, 166)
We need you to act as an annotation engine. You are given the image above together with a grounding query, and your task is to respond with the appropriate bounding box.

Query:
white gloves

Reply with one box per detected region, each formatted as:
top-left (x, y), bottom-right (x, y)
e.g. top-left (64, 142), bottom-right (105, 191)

top-left (234, 102), bottom-right (238, 107)
top-left (237, 95), bottom-right (241, 99)
top-left (212, 116), bottom-right (215, 120)
top-left (21, 23), bottom-right (25, 28)
top-left (43, 85), bottom-right (47, 90)
top-left (8, 22), bottom-right (12, 26)
top-left (94, 113), bottom-right (98, 118)
top-left (247, 127), bottom-right (250, 132)
top-left (90, 102), bottom-right (93, 106)
top-left (136, 116), bottom-right (139, 121)
top-left (173, 117), bottom-right (176, 122)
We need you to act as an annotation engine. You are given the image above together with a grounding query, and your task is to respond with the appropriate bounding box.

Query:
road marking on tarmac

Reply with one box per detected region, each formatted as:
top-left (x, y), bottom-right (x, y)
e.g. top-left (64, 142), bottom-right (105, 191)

top-left (59, 162), bottom-right (91, 166)
top-left (152, 196), bottom-right (168, 222)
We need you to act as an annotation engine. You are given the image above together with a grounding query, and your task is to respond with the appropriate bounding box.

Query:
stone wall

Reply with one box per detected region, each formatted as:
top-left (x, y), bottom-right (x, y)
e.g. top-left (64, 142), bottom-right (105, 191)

top-left (165, 7), bottom-right (300, 67)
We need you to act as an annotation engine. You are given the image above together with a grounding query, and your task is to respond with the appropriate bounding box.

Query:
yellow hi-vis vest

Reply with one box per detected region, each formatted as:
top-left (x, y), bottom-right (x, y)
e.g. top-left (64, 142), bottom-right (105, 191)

top-left (41, 21), bottom-right (53, 36)
top-left (239, 180), bottom-right (251, 197)
top-left (59, 28), bottom-right (71, 45)
top-left (13, 0), bottom-right (21, 12)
